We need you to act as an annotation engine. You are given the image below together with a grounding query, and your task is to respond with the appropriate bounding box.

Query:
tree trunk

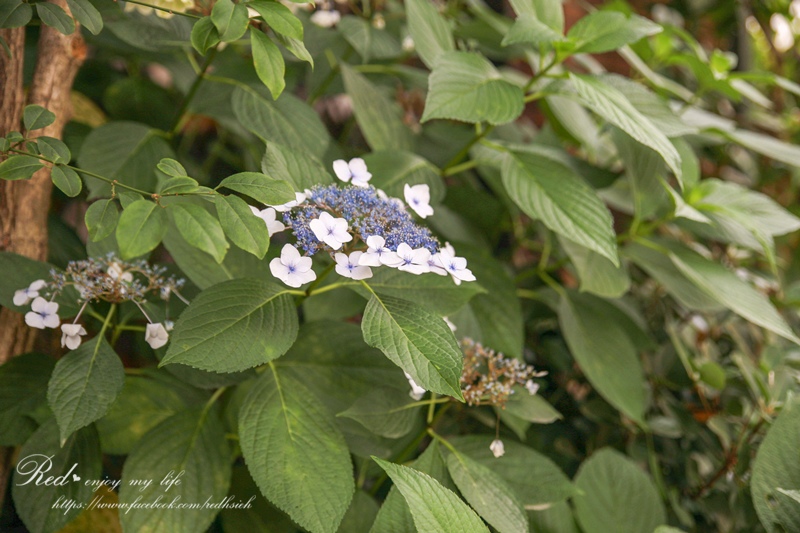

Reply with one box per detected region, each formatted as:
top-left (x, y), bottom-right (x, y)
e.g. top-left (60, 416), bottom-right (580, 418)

top-left (0, 0), bottom-right (86, 509)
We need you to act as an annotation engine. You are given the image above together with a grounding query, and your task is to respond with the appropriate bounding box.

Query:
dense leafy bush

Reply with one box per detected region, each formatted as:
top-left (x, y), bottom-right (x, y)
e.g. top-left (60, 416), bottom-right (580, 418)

top-left (2, 0), bottom-right (800, 532)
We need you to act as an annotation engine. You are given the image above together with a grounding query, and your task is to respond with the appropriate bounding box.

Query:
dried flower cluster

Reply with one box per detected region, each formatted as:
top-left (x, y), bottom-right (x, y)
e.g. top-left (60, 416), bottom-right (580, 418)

top-left (459, 338), bottom-right (546, 408)
top-left (14, 254), bottom-right (187, 351)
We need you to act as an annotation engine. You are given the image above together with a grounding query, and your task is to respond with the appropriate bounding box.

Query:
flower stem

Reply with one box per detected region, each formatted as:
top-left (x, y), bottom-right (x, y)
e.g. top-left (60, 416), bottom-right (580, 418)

top-left (170, 47), bottom-right (219, 136)
top-left (121, 0), bottom-right (201, 19)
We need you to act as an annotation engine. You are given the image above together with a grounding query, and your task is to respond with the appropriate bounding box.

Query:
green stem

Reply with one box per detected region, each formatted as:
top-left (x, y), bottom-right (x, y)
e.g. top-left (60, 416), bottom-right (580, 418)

top-left (538, 271), bottom-right (565, 297)
top-left (441, 124), bottom-right (495, 172)
top-left (426, 428), bottom-right (458, 454)
top-left (307, 281), bottom-right (358, 297)
top-left (426, 393), bottom-right (438, 423)
top-left (441, 159), bottom-right (480, 177)
top-left (171, 48), bottom-right (219, 136)
top-left (202, 386), bottom-right (228, 417)
top-left (121, 0), bottom-right (201, 18)
top-left (94, 304), bottom-right (117, 357)
top-left (646, 431), bottom-right (667, 499)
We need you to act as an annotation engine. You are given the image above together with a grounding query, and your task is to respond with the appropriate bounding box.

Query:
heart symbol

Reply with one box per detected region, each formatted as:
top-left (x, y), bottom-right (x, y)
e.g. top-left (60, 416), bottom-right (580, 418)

top-left (72, 474), bottom-right (80, 482)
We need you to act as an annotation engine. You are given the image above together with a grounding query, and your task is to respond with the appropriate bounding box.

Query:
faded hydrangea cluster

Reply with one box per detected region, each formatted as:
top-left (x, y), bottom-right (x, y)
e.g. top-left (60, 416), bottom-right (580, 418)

top-left (257, 158), bottom-right (476, 288)
top-left (459, 338), bottom-right (546, 408)
top-left (14, 254), bottom-right (187, 351)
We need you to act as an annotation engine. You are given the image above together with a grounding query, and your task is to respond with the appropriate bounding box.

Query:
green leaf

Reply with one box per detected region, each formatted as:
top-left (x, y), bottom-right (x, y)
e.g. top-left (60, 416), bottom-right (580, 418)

top-left (218, 171), bottom-right (296, 205)
top-left (446, 452), bottom-right (529, 533)
top-left (361, 292), bottom-right (464, 399)
top-left (373, 457), bottom-right (490, 533)
top-left (354, 266), bottom-right (485, 316)
top-left (0, 155), bottom-right (44, 180)
top-left (338, 389), bottom-right (421, 438)
top-left (725, 129), bottom-right (800, 169)
top-left (162, 279), bottom-right (298, 372)
top-left (503, 391), bottom-right (562, 424)
top-left (752, 403), bottom-right (800, 532)
top-left (170, 203), bottom-right (229, 263)
top-left (568, 74), bottom-right (682, 181)
top-left (449, 436), bottom-right (577, 506)
top-left (12, 422), bottom-right (101, 533)
top-left (191, 16), bottom-right (221, 54)
top-left (502, 14), bottom-right (565, 47)
top-left (558, 291), bottom-right (647, 426)
top-left (261, 141), bottom-right (333, 191)
top-left (338, 16), bottom-right (401, 62)
top-left (85, 199), bottom-right (119, 242)
top-left (119, 407), bottom-right (232, 533)
top-left (157, 157), bottom-right (187, 177)
top-left (239, 369), bottom-right (354, 533)
top-left (362, 150), bottom-right (445, 204)
top-left (0, 1), bottom-right (32, 28)
top-left (37, 136), bottom-right (71, 163)
top-left (215, 194), bottom-right (270, 259)
top-left (567, 11), bottom-right (661, 54)
top-left (559, 236), bottom-right (630, 298)
top-left (24, 104), bottom-right (56, 131)
top-left (96, 369), bottom-right (205, 455)
top-left (0, 353), bottom-right (55, 418)
top-left (573, 448), bottom-right (666, 533)
top-left (668, 245), bottom-right (800, 344)
top-left (508, 0), bottom-right (564, 32)
top-left (405, 0), bottom-right (454, 69)
top-left (341, 65), bottom-right (414, 151)
top-left (66, 0), bottom-right (102, 34)
top-left (275, 34), bottom-right (314, 66)
top-left (623, 242), bottom-right (723, 312)
top-left (159, 176), bottom-right (200, 194)
top-left (275, 321), bottom-right (408, 417)
top-left (251, 28), bottom-right (286, 100)
top-left (211, 0), bottom-right (249, 42)
top-left (116, 199), bottom-right (167, 259)
top-left (248, 0), bottom-right (303, 39)
top-left (77, 121), bottom-right (174, 198)
top-left (51, 165), bottom-right (82, 197)
top-left (422, 51), bottom-right (524, 126)
top-left (36, 2), bottom-right (75, 35)
top-left (501, 149), bottom-right (618, 265)
top-left (47, 336), bottom-right (125, 444)
top-left (370, 442), bottom-right (453, 533)
top-left (232, 86), bottom-right (331, 158)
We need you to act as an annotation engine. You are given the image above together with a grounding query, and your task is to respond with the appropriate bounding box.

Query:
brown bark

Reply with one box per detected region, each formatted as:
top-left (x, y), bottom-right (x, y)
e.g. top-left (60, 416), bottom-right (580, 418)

top-left (0, 0), bottom-right (86, 510)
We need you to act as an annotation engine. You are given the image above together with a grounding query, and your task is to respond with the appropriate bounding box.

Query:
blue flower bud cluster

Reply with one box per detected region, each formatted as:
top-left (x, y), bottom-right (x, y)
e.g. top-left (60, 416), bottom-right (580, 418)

top-left (283, 184), bottom-right (441, 256)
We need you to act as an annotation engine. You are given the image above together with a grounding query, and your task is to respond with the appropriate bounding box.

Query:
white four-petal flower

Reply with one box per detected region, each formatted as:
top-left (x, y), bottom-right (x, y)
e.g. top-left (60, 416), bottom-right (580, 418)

top-left (434, 249), bottom-right (476, 285)
top-left (60, 324), bottom-right (87, 350)
top-left (269, 244), bottom-right (317, 288)
top-left (270, 192), bottom-right (307, 213)
top-left (249, 205), bottom-right (286, 237)
top-left (525, 379), bottom-right (540, 395)
top-left (358, 235), bottom-right (401, 267)
top-left (13, 279), bottom-right (46, 306)
top-left (395, 243), bottom-right (431, 275)
top-left (309, 212), bottom-right (353, 250)
top-left (25, 297), bottom-right (59, 329)
top-left (404, 184), bottom-right (434, 218)
top-left (334, 251), bottom-right (373, 280)
top-left (333, 158), bottom-right (372, 187)
top-left (145, 323), bottom-right (169, 350)
top-left (404, 372), bottom-right (426, 401)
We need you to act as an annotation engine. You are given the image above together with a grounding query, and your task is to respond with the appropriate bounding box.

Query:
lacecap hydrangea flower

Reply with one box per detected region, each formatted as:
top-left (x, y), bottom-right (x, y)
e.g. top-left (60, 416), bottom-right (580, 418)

top-left (13, 255), bottom-right (187, 351)
top-left (252, 159), bottom-right (476, 288)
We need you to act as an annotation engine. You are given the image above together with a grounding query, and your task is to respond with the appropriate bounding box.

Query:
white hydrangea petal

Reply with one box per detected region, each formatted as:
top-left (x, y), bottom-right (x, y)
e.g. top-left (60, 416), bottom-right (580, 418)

top-left (13, 290), bottom-right (30, 306)
top-left (269, 258), bottom-right (292, 283)
top-left (490, 439), bottom-right (505, 458)
top-left (25, 312), bottom-right (45, 329)
top-left (28, 279), bottom-right (46, 291)
top-left (333, 159), bottom-right (351, 182)
top-left (145, 323), bottom-right (169, 349)
top-left (30, 296), bottom-right (48, 313)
